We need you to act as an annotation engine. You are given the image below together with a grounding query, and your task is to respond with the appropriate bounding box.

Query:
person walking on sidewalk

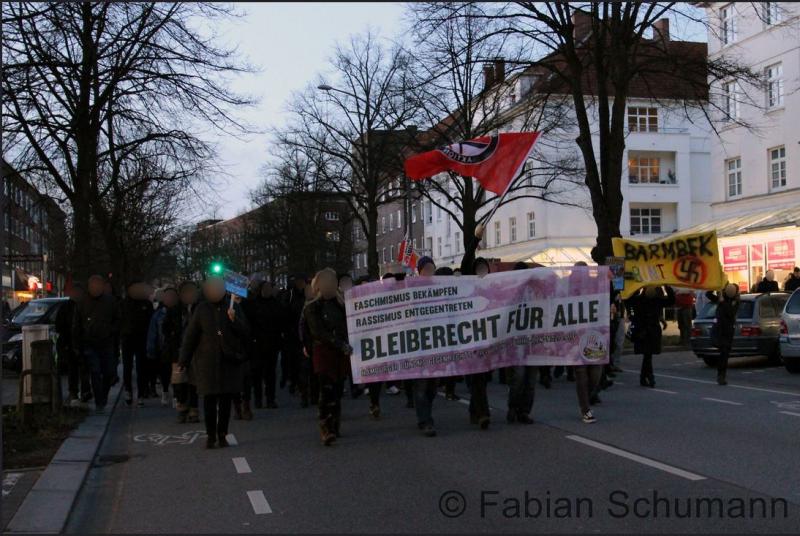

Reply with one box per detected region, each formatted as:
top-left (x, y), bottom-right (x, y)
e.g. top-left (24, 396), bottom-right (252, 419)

top-left (179, 277), bottom-right (250, 449)
top-left (164, 281), bottom-right (200, 423)
top-left (72, 275), bottom-right (121, 414)
top-left (57, 282), bottom-right (92, 407)
top-left (121, 280), bottom-right (154, 407)
top-left (504, 260), bottom-right (536, 425)
top-left (706, 284), bottom-right (740, 386)
top-left (303, 268), bottom-right (352, 446)
top-left (147, 286), bottom-right (179, 407)
top-left (414, 257), bottom-right (440, 437)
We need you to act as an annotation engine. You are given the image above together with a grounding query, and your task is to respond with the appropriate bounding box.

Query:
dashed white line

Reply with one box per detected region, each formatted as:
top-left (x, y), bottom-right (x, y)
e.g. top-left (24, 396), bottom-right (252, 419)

top-left (226, 433), bottom-right (238, 446)
top-left (621, 369), bottom-right (800, 397)
top-left (779, 411), bottom-right (800, 418)
top-left (650, 388), bottom-right (678, 394)
top-left (566, 435), bottom-right (706, 481)
top-left (458, 399), bottom-right (470, 406)
top-left (232, 457), bottom-right (252, 474)
top-left (702, 397), bottom-right (743, 406)
top-left (247, 490), bottom-right (273, 514)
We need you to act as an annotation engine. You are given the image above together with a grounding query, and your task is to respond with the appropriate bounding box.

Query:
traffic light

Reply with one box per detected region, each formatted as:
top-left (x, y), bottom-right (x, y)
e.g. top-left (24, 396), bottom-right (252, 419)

top-left (209, 261), bottom-right (224, 275)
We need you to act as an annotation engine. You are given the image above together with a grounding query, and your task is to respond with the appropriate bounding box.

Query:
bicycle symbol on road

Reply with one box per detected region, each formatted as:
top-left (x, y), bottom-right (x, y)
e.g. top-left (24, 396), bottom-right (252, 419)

top-left (133, 430), bottom-right (207, 446)
top-left (770, 400), bottom-right (800, 411)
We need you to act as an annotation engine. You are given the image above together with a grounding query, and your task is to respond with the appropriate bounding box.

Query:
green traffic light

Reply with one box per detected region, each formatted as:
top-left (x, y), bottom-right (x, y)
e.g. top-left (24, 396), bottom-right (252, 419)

top-left (210, 262), bottom-right (223, 274)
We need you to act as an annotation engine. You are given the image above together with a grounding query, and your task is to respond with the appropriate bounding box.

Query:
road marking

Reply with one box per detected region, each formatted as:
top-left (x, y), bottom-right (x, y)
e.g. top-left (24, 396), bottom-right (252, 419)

top-left (566, 435), bottom-right (706, 481)
top-left (247, 490), bottom-right (273, 514)
top-left (621, 369), bottom-right (800, 397)
top-left (614, 381), bottom-right (625, 385)
top-left (226, 433), bottom-right (238, 446)
top-left (458, 399), bottom-right (470, 406)
top-left (779, 411), bottom-right (800, 418)
top-left (2, 473), bottom-right (23, 497)
top-left (232, 457), bottom-right (251, 474)
top-left (702, 397), bottom-right (743, 406)
top-left (651, 388), bottom-right (677, 394)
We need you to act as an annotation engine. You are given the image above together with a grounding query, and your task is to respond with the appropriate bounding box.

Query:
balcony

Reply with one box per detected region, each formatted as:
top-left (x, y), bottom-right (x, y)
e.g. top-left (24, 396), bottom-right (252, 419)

top-left (627, 151), bottom-right (678, 186)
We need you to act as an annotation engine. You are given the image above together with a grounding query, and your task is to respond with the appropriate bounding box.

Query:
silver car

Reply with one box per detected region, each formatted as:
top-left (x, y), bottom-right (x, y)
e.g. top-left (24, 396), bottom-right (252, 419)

top-left (779, 289), bottom-right (800, 373)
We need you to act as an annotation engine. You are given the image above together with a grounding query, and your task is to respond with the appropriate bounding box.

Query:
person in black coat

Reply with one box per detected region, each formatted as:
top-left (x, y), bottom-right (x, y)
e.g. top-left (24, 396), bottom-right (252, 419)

top-left (120, 280), bottom-right (154, 406)
top-left (756, 270), bottom-right (779, 293)
top-left (706, 284), bottom-right (740, 385)
top-left (783, 267), bottom-right (800, 292)
top-left (163, 281), bottom-right (200, 423)
top-left (179, 277), bottom-right (250, 449)
top-left (626, 285), bottom-right (676, 387)
top-left (57, 283), bottom-right (91, 405)
top-left (244, 281), bottom-right (285, 409)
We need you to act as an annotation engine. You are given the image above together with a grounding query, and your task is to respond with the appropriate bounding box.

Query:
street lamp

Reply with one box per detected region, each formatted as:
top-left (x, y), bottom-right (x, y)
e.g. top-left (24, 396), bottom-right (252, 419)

top-left (317, 84), bottom-right (334, 92)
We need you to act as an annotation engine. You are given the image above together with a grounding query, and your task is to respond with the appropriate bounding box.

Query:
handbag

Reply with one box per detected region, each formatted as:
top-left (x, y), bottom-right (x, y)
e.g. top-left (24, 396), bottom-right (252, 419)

top-left (215, 306), bottom-right (248, 364)
top-left (171, 362), bottom-right (188, 384)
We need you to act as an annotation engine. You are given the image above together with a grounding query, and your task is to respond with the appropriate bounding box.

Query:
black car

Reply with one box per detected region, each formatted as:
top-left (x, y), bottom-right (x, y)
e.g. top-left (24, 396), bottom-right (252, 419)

top-left (691, 293), bottom-right (789, 367)
top-left (2, 298), bottom-right (68, 373)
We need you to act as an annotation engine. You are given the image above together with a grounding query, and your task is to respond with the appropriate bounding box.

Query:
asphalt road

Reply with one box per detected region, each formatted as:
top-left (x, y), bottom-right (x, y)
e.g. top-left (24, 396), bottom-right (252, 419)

top-left (66, 350), bottom-right (800, 533)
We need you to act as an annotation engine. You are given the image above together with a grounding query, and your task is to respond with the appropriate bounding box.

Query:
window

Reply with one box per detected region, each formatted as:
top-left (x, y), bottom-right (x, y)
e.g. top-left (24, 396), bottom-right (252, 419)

top-left (627, 107), bottom-right (658, 132)
top-left (382, 216), bottom-right (386, 234)
top-left (494, 221), bottom-right (501, 246)
top-left (527, 212), bottom-right (536, 238)
top-left (769, 146), bottom-right (787, 189)
top-left (763, 2), bottom-right (780, 26)
top-left (630, 208), bottom-right (662, 235)
top-left (437, 205), bottom-right (442, 222)
top-left (397, 209), bottom-right (402, 230)
top-left (324, 211), bottom-right (339, 221)
top-left (426, 236), bottom-right (433, 254)
top-left (629, 157), bottom-right (661, 184)
top-left (509, 217), bottom-right (517, 242)
top-left (390, 245), bottom-right (395, 261)
top-left (721, 4), bottom-right (736, 45)
top-left (389, 212), bottom-right (394, 230)
top-left (446, 215), bottom-right (451, 236)
top-left (765, 63), bottom-right (784, 108)
top-left (425, 201), bottom-right (433, 223)
top-left (726, 158), bottom-right (742, 197)
top-left (722, 81), bottom-right (740, 121)
top-left (437, 237), bottom-right (442, 257)
top-left (382, 248), bottom-right (387, 263)
top-left (411, 203), bottom-right (417, 223)
top-left (455, 232), bottom-right (461, 254)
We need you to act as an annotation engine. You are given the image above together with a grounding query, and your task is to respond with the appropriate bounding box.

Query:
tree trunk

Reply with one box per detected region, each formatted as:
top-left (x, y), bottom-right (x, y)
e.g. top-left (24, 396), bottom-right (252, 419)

top-left (366, 208), bottom-right (379, 278)
top-left (459, 177), bottom-right (477, 274)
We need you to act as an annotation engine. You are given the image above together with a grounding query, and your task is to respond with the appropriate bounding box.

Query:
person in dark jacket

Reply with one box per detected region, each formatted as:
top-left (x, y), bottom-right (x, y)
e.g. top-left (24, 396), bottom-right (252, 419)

top-left (147, 287), bottom-right (179, 407)
top-left (706, 284), bottom-right (740, 385)
top-left (57, 283), bottom-right (92, 406)
top-left (245, 280), bottom-right (285, 409)
top-left (756, 270), bottom-right (779, 293)
top-left (179, 277), bottom-right (250, 449)
top-left (298, 281), bottom-right (320, 408)
top-left (163, 281), bottom-right (200, 423)
top-left (784, 267), bottom-right (800, 292)
top-left (121, 280), bottom-right (154, 407)
top-left (282, 275), bottom-right (307, 395)
top-left (504, 260), bottom-right (537, 425)
top-left (303, 268), bottom-right (351, 446)
top-left (626, 285), bottom-right (675, 387)
top-left (413, 257), bottom-right (440, 437)
top-left (72, 275), bottom-right (121, 413)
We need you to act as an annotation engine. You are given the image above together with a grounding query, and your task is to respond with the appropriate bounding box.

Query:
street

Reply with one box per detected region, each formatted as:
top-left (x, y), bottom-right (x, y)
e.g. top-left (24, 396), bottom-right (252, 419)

top-left (66, 350), bottom-right (800, 534)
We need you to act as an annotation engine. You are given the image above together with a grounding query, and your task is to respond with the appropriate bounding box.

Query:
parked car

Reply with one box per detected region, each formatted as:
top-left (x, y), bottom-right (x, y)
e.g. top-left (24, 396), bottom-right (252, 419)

top-left (1, 298), bottom-right (68, 373)
top-left (691, 292), bottom-right (789, 367)
top-left (779, 289), bottom-right (800, 373)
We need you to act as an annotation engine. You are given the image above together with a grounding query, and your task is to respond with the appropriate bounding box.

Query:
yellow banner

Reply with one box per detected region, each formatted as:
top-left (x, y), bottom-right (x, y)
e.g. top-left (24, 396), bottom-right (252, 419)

top-left (612, 230), bottom-right (725, 299)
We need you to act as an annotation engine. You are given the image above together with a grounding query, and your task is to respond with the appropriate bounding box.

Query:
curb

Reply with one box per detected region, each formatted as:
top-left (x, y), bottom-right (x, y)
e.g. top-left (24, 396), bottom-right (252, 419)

top-left (5, 380), bottom-right (122, 534)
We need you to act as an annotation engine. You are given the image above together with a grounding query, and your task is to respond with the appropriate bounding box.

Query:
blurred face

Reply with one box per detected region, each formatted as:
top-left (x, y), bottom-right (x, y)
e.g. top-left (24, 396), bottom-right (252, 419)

top-left (766, 270), bottom-right (775, 281)
top-left (317, 271), bottom-right (338, 299)
top-left (339, 277), bottom-right (353, 293)
top-left (162, 289), bottom-right (179, 308)
top-left (724, 283), bottom-right (738, 299)
top-left (179, 284), bottom-right (199, 305)
top-left (420, 263), bottom-right (436, 277)
top-left (203, 278), bottom-right (226, 303)
top-left (475, 264), bottom-right (490, 277)
top-left (260, 282), bottom-right (273, 299)
top-left (88, 277), bottom-right (105, 298)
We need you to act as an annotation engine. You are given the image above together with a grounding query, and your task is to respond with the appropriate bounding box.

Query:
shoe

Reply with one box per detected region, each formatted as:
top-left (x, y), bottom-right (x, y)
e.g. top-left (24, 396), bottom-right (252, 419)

top-left (386, 385), bottom-right (400, 395)
top-left (717, 373), bottom-right (727, 386)
top-left (648, 374), bottom-right (656, 388)
top-left (506, 410), bottom-right (516, 424)
top-left (69, 397), bottom-right (81, 408)
top-left (517, 414), bottom-right (534, 425)
top-left (137, 399), bottom-right (144, 408)
top-left (478, 416), bottom-right (490, 430)
top-left (445, 393), bottom-right (460, 401)
top-left (582, 410), bottom-right (597, 424)
top-left (218, 435), bottom-right (230, 448)
top-left (161, 392), bottom-right (169, 407)
top-left (125, 391), bottom-right (133, 406)
top-left (422, 424), bottom-right (437, 437)
top-left (205, 438), bottom-right (216, 449)
top-left (369, 404), bottom-right (381, 420)
top-left (266, 401), bottom-right (278, 409)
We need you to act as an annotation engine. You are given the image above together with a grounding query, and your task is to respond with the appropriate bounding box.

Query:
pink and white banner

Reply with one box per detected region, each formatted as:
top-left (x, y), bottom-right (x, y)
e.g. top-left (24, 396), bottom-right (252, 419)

top-left (345, 266), bottom-right (610, 384)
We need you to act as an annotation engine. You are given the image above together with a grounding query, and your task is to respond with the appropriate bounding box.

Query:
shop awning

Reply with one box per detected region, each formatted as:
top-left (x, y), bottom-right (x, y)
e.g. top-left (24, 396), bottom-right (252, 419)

top-left (668, 206), bottom-right (800, 238)
top-left (520, 246), bottom-right (595, 266)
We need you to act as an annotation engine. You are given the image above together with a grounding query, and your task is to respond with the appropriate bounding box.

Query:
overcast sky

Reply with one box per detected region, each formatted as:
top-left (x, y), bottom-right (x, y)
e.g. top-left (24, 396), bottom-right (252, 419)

top-left (200, 2), bottom-right (406, 221)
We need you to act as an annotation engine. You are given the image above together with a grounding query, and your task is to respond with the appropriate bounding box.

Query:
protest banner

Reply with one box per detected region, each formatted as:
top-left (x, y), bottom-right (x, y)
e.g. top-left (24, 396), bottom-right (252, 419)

top-left (222, 269), bottom-right (249, 298)
top-left (345, 266), bottom-right (610, 384)
top-left (611, 230), bottom-right (725, 299)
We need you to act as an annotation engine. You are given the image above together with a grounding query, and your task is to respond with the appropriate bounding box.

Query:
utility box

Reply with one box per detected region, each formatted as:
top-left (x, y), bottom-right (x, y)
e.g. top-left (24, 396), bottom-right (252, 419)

top-left (21, 324), bottom-right (54, 404)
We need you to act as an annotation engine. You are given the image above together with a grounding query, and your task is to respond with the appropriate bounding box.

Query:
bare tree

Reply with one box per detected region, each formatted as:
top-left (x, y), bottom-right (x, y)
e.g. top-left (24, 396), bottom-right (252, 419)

top-left (406, 2), bottom-right (584, 273)
top-left (2, 2), bottom-right (255, 280)
top-left (273, 31), bottom-right (419, 278)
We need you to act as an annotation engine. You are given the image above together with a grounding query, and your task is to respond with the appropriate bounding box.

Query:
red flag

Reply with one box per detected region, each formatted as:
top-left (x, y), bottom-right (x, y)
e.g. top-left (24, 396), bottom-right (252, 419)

top-left (404, 132), bottom-right (541, 195)
top-left (397, 234), bottom-right (418, 269)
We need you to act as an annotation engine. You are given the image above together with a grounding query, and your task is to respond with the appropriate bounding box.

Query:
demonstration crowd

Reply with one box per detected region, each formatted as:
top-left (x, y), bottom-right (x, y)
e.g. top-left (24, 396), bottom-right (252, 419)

top-left (56, 260), bottom-right (800, 449)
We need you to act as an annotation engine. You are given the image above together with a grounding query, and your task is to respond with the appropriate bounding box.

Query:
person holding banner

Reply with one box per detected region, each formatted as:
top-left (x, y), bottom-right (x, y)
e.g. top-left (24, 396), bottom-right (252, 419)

top-left (626, 286), bottom-right (675, 388)
top-left (303, 268), bottom-right (352, 446)
top-left (504, 260), bottom-right (537, 425)
top-left (178, 277), bottom-right (250, 449)
top-left (705, 284), bottom-right (740, 386)
top-left (413, 257), bottom-right (440, 438)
